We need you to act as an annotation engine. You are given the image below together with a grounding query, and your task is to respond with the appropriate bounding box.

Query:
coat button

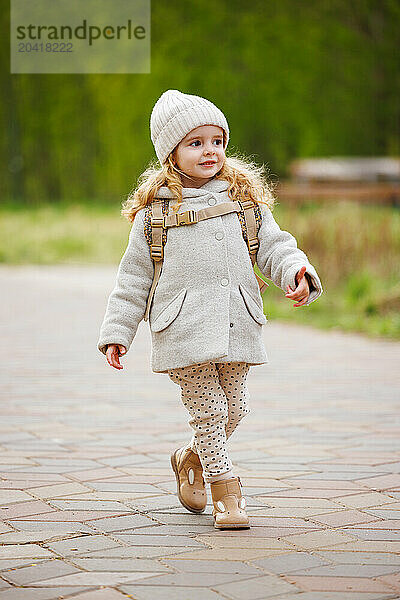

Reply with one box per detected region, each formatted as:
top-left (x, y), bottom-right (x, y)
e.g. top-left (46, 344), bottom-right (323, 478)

top-left (221, 278), bottom-right (229, 286)
top-left (208, 197), bottom-right (216, 206)
top-left (230, 322), bottom-right (234, 328)
top-left (215, 231), bottom-right (224, 240)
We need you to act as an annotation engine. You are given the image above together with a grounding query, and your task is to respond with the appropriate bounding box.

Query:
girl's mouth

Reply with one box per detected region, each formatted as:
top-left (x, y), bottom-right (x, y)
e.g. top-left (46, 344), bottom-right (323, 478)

top-left (199, 162), bottom-right (217, 167)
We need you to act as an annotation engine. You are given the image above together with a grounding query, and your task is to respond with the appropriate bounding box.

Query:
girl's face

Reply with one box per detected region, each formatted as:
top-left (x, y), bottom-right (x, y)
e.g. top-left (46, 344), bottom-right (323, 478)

top-left (173, 125), bottom-right (226, 188)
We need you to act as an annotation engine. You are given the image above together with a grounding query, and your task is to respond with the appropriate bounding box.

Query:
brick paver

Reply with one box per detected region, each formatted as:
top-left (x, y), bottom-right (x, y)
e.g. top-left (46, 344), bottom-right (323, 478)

top-left (1, 265), bottom-right (400, 599)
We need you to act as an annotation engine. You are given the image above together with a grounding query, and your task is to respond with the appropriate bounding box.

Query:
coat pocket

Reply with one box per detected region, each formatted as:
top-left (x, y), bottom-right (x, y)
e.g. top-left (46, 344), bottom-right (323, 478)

top-left (239, 283), bottom-right (267, 325)
top-left (150, 288), bottom-right (187, 333)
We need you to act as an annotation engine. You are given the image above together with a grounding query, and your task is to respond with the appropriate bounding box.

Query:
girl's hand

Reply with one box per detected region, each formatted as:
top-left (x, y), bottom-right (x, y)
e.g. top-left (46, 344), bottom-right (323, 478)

top-left (285, 266), bottom-right (310, 307)
top-left (106, 344), bottom-right (126, 370)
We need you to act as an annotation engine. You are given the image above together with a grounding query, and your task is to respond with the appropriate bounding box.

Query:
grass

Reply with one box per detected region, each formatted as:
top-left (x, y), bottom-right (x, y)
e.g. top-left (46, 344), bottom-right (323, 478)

top-left (1, 199), bottom-right (399, 340)
top-left (259, 200), bottom-right (400, 340)
top-left (0, 202), bottom-right (128, 265)
top-left (262, 274), bottom-right (400, 340)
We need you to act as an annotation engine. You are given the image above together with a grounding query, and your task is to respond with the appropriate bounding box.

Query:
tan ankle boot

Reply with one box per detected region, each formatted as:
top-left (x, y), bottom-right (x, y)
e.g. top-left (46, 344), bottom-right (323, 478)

top-left (210, 476), bottom-right (250, 529)
top-left (170, 446), bottom-right (207, 514)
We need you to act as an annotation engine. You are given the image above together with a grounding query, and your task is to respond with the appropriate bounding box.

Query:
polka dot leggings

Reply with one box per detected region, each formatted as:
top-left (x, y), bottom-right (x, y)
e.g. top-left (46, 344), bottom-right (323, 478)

top-left (168, 361), bottom-right (250, 483)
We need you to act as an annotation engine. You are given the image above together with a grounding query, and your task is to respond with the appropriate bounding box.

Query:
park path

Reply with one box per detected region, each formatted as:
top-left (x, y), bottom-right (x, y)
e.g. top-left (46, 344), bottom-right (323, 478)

top-left (1, 264), bottom-right (400, 600)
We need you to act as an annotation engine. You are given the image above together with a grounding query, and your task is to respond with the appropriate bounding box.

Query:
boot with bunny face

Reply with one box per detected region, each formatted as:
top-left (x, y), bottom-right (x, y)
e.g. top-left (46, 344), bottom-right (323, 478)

top-left (210, 476), bottom-right (250, 529)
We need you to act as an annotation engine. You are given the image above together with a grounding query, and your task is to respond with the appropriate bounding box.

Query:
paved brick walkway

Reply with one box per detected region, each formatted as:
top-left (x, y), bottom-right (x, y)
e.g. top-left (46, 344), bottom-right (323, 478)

top-left (1, 264), bottom-right (400, 600)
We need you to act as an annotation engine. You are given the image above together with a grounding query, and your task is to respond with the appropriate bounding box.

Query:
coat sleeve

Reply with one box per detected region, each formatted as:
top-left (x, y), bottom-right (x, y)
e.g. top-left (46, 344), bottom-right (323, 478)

top-left (97, 208), bottom-right (154, 355)
top-left (256, 203), bottom-right (323, 306)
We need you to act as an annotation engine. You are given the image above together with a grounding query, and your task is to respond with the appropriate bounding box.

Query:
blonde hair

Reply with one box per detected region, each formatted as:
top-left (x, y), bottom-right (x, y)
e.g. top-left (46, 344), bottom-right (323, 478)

top-left (121, 144), bottom-right (276, 223)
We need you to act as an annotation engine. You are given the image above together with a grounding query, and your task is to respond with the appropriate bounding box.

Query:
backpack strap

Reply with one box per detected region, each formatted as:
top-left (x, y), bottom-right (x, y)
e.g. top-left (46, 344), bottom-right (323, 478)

top-left (163, 201), bottom-right (240, 226)
top-left (143, 198), bottom-right (269, 321)
top-left (237, 199), bottom-right (269, 294)
top-left (237, 199), bottom-right (259, 259)
top-left (144, 200), bottom-right (165, 322)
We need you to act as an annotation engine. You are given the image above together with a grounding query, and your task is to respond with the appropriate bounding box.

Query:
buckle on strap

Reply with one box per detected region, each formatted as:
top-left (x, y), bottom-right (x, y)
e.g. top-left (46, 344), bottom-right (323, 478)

top-left (150, 244), bottom-right (163, 261)
top-left (248, 237), bottom-right (259, 254)
top-left (176, 210), bottom-right (197, 226)
top-left (151, 216), bottom-right (165, 228)
top-left (238, 199), bottom-right (255, 211)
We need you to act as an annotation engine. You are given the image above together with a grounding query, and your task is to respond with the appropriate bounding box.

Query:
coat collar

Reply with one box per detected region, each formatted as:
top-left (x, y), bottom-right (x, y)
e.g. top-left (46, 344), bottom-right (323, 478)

top-left (154, 177), bottom-right (230, 200)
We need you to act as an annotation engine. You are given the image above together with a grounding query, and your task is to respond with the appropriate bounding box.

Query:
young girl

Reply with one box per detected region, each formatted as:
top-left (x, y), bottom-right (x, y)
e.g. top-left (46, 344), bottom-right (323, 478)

top-left (98, 89), bottom-right (323, 529)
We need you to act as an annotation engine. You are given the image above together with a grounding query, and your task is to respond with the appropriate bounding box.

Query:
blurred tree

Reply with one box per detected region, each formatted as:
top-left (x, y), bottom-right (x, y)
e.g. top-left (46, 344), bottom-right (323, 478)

top-left (0, 0), bottom-right (398, 204)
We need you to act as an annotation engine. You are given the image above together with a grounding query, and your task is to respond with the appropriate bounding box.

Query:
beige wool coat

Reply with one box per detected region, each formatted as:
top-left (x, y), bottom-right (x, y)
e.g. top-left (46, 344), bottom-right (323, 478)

top-left (97, 178), bottom-right (323, 373)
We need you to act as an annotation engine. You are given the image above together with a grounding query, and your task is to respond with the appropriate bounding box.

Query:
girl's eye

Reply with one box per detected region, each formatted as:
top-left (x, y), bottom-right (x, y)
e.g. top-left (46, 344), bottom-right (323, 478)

top-left (189, 139), bottom-right (223, 147)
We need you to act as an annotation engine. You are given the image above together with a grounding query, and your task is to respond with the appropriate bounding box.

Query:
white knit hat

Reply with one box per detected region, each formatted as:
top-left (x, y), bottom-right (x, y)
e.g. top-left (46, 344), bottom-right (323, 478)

top-left (150, 89), bottom-right (230, 165)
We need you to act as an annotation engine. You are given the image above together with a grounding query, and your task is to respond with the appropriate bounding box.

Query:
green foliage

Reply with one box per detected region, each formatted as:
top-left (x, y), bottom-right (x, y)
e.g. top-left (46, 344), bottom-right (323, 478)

top-left (1, 1), bottom-right (399, 204)
top-left (345, 272), bottom-right (373, 304)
